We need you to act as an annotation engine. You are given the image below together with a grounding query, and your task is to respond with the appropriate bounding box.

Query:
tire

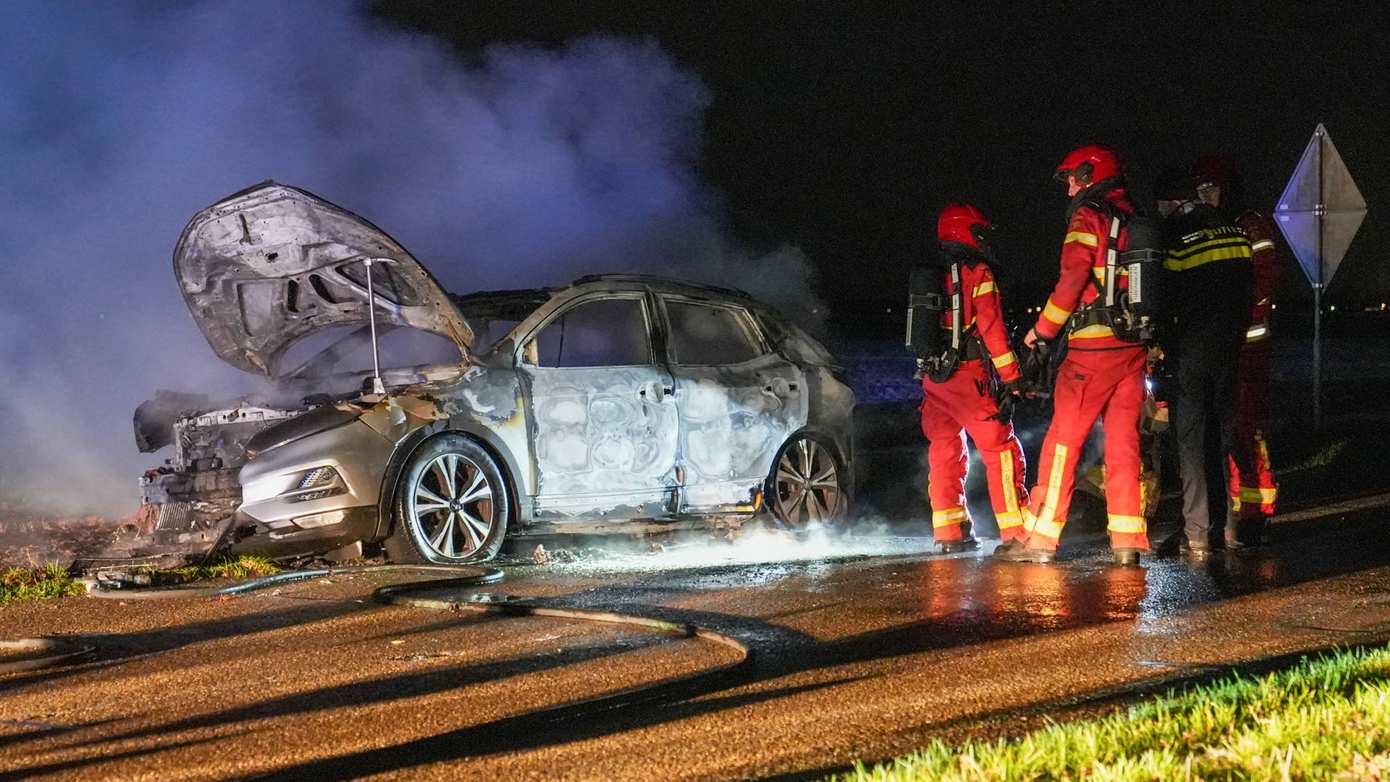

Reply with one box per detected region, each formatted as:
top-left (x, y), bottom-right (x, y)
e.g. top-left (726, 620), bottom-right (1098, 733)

top-left (766, 433), bottom-right (847, 529)
top-left (384, 433), bottom-right (510, 564)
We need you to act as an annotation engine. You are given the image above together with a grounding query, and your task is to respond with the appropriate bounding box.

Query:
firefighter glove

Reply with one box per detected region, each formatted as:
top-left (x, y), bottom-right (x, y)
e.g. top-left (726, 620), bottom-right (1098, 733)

top-left (989, 379), bottom-right (1024, 422)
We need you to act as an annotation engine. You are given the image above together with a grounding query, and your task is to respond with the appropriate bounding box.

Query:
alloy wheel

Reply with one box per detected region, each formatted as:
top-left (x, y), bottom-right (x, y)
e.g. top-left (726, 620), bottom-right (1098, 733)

top-left (772, 437), bottom-right (841, 527)
top-left (406, 453), bottom-right (497, 559)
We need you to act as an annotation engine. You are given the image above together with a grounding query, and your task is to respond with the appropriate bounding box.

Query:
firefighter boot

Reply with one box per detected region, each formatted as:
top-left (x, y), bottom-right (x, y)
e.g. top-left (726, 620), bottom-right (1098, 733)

top-left (992, 539), bottom-right (1056, 563)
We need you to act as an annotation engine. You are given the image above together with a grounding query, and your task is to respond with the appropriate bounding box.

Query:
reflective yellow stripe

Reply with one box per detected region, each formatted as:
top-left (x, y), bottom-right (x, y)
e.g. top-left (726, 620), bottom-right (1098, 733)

top-left (1033, 443), bottom-right (1068, 538)
top-left (932, 507), bottom-right (967, 528)
top-left (1031, 517), bottom-right (1066, 539)
top-left (1238, 487), bottom-right (1278, 504)
top-left (1091, 267), bottom-right (1127, 280)
top-left (973, 280), bottom-right (996, 296)
top-left (1164, 241), bottom-right (1253, 271)
top-left (992, 351), bottom-right (1017, 369)
top-left (1065, 231), bottom-right (1098, 248)
top-left (1000, 453), bottom-right (1019, 518)
top-left (1170, 236), bottom-right (1250, 259)
top-left (1070, 324), bottom-right (1114, 339)
top-left (1246, 323), bottom-right (1269, 342)
top-left (1251, 239), bottom-right (1275, 252)
top-left (1107, 514), bottom-right (1146, 534)
top-left (1042, 299), bottom-right (1071, 325)
top-left (995, 512), bottom-right (1024, 530)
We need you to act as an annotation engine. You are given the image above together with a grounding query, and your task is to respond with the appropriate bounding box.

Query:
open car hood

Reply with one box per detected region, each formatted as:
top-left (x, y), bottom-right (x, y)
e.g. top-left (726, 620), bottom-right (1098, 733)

top-left (174, 182), bottom-right (473, 377)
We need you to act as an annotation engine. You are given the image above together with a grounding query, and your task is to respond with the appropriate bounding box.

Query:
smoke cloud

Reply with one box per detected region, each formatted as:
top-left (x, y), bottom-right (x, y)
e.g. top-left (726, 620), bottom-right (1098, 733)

top-left (0, 2), bottom-right (819, 516)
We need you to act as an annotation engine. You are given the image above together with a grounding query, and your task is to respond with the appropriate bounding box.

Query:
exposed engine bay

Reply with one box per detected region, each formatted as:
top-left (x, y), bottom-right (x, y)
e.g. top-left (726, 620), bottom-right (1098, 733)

top-left (131, 393), bottom-right (307, 552)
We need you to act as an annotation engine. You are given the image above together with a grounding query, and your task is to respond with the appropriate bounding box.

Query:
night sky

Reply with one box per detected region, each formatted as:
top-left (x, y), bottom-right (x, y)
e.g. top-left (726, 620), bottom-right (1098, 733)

top-left (376, 1), bottom-right (1389, 324)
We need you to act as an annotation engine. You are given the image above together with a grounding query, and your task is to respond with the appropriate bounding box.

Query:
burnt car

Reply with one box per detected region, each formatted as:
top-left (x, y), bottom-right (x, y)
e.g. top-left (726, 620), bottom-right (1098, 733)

top-left (131, 182), bottom-right (855, 564)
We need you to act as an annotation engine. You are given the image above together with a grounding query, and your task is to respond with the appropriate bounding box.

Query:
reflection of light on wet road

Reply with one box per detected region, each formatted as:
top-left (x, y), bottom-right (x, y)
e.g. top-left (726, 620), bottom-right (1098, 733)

top-left (911, 552), bottom-right (1148, 632)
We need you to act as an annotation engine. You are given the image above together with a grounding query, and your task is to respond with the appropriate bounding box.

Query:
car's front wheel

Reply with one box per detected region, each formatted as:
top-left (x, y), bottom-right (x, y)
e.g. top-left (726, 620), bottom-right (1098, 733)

top-left (385, 434), bottom-right (509, 564)
top-left (767, 434), bottom-right (846, 528)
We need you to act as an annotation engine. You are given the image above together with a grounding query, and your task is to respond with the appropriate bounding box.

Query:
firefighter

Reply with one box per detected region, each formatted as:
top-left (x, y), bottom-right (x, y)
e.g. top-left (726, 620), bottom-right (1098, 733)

top-left (1155, 168), bottom-right (1254, 558)
top-left (994, 145), bottom-right (1149, 566)
top-left (919, 204), bottom-right (1030, 553)
top-left (1194, 155), bottom-right (1281, 547)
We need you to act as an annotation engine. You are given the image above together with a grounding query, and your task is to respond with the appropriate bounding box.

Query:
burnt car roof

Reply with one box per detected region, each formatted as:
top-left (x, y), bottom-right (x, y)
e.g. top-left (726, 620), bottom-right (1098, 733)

top-left (450, 275), bottom-right (763, 324)
top-left (569, 273), bottom-right (756, 301)
top-left (449, 287), bottom-right (560, 322)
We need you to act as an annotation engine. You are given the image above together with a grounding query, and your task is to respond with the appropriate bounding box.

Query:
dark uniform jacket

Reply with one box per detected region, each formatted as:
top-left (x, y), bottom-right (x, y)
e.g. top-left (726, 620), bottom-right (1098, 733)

top-left (1162, 203), bottom-right (1254, 349)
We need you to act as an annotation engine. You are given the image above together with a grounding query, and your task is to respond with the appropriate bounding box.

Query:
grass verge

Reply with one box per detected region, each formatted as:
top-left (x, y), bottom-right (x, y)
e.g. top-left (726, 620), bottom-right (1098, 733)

top-left (836, 644), bottom-right (1390, 781)
top-left (128, 554), bottom-right (281, 587)
top-left (1, 563), bottom-right (86, 605)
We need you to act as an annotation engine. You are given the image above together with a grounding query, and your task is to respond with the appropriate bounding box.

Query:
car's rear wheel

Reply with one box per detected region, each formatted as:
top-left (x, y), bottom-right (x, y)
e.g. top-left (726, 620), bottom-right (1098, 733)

top-left (385, 434), bottom-right (509, 564)
top-left (767, 434), bottom-right (846, 528)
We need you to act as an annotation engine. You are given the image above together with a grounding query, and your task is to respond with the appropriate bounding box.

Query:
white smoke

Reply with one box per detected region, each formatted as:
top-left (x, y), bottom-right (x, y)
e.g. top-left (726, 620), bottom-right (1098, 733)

top-left (0, 1), bottom-right (820, 516)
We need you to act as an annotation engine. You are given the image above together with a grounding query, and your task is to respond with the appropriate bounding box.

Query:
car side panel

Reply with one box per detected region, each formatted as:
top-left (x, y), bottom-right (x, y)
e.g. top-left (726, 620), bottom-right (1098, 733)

top-left (671, 354), bottom-right (808, 511)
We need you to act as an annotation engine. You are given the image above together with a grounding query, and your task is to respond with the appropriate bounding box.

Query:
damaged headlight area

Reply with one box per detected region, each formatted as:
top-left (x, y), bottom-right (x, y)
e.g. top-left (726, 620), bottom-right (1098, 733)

top-left (283, 466), bottom-right (347, 503)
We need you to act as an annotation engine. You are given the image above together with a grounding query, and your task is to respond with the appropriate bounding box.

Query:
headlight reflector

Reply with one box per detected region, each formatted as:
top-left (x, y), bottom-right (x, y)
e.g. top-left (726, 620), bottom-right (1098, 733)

top-left (284, 466), bottom-right (346, 503)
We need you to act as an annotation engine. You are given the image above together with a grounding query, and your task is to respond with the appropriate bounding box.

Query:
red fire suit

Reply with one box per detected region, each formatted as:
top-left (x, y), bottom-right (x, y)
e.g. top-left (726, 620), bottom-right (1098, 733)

top-left (920, 262), bottom-right (1030, 543)
top-left (1022, 188), bottom-right (1149, 552)
top-left (1227, 210), bottom-right (1282, 535)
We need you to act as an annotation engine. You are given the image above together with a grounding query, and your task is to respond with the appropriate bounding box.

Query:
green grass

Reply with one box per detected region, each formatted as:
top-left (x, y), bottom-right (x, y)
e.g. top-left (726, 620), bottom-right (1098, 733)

top-left (0, 563), bottom-right (86, 604)
top-left (130, 554), bottom-right (281, 586)
top-left (835, 645), bottom-right (1390, 781)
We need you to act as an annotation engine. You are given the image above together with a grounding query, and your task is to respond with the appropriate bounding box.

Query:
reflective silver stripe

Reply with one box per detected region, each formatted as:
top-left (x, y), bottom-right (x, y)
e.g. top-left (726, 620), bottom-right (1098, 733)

top-left (1246, 324), bottom-right (1269, 340)
top-left (1251, 239), bottom-right (1275, 252)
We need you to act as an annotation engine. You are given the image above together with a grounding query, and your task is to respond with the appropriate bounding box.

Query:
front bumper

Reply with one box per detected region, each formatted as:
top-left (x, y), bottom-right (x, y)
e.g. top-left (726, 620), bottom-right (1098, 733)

top-left (236, 419), bottom-right (393, 550)
top-left (226, 506), bottom-right (380, 559)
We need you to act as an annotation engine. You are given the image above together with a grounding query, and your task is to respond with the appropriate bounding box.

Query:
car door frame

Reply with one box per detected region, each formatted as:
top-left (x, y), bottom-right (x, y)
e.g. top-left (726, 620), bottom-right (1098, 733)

top-left (652, 292), bottom-right (810, 514)
top-left (511, 284), bottom-right (681, 522)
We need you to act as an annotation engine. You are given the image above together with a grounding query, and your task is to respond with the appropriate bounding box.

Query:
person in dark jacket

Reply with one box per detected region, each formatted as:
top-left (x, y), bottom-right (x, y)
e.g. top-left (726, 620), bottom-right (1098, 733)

top-left (1155, 169), bottom-right (1254, 558)
top-left (1194, 156), bottom-right (1282, 547)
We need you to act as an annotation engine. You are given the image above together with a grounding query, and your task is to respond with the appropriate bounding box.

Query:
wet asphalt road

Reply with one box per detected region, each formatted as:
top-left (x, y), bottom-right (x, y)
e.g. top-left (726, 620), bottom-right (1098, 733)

top-left (3, 504), bottom-right (1390, 781)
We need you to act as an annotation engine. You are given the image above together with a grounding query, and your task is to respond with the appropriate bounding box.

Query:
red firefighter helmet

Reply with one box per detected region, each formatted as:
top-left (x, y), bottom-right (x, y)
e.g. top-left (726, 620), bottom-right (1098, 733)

top-left (937, 203), bottom-right (992, 251)
top-left (1055, 145), bottom-right (1121, 187)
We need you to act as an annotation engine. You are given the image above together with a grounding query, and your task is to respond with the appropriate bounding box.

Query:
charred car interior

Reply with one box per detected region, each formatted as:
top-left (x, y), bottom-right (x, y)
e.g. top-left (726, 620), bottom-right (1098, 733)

top-left (124, 182), bottom-right (855, 565)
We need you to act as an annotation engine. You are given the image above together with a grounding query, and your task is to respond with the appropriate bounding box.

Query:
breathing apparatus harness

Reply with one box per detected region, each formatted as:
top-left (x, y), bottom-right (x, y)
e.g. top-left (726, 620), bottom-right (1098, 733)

top-left (908, 260), bottom-right (966, 383)
top-left (1063, 185), bottom-right (1164, 347)
top-left (1017, 183), bottom-right (1163, 400)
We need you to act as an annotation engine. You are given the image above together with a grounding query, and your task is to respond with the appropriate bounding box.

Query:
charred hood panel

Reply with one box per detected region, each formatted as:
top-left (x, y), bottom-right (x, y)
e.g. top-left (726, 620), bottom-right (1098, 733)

top-left (175, 181), bottom-right (473, 377)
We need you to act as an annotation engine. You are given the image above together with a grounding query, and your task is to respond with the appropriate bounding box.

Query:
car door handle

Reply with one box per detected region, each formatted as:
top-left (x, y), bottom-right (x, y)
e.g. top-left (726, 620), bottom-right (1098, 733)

top-left (762, 378), bottom-right (796, 397)
top-left (639, 382), bottom-right (675, 401)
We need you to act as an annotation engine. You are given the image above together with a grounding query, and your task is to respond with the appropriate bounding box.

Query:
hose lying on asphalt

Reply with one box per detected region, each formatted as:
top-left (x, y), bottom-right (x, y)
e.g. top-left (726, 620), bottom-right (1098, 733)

top-left (57, 565), bottom-right (754, 708)
top-left (4, 566), bottom-right (501, 673)
top-left (0, 638), bottom-right (97, 675)
top-left (85, 564), bottom-right (504, 600)
top-left (371, 573), bottom-right (752, 715)
top-left (374, 576), bottom-right (751, 663)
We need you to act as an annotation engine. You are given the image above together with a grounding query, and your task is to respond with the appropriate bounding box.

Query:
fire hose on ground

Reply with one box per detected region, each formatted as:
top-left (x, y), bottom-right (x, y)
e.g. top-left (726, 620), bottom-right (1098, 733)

top-left (4, 565), bottom-right (754, 708)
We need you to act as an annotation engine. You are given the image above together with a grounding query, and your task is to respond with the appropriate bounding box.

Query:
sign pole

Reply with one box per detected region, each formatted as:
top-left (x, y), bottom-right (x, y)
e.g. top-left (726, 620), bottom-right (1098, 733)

top-left (1313, 125), bottom-right (1324, 429)
top-left (1313, 281), bottom-right (1322, 429)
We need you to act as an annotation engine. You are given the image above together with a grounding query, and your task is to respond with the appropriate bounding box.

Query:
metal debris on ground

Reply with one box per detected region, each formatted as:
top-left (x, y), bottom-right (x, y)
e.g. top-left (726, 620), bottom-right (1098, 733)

top-left (531, 544), bottom-right (582, 565)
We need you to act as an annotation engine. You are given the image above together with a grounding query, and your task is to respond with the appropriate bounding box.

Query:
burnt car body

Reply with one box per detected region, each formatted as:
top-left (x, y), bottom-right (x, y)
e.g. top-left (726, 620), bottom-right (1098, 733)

top-left (133, 182), bottom-right (855, 563)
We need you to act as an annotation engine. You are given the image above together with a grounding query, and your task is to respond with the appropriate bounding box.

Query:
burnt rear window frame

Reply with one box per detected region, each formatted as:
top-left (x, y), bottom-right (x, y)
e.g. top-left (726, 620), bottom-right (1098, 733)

top-left (656, 295), bottom-right (769, 367)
